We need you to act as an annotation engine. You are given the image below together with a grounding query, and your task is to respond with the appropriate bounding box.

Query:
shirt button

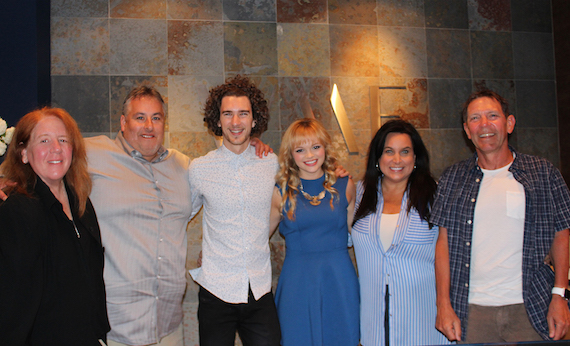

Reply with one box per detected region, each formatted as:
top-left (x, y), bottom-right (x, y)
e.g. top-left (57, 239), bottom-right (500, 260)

top-left (160, 238), bottom-right (163, 242)
top-left (158, 256), bottom-right (162, 260)
top-left (475, 178), bottom-right (480, 183)
top-left (157, 275), bottom-right (161, 279)
top-left (467, 220), bottom-right (472, 224)
top-left (466, 242), bottom-right (470, 246)
top-left (155, 296), bottom-right (159, 300)
top-left (471, 198), bottom-right (475, 203)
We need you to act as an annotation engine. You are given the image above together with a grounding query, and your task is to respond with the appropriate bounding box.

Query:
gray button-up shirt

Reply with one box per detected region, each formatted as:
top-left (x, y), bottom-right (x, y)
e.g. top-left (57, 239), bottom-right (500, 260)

top-left (86, 132), bottom-right (193, 345)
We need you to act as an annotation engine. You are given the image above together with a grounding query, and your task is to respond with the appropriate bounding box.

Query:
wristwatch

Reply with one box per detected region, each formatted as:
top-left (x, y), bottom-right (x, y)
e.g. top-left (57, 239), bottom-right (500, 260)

top-left (551, 287), bottom-right (570, 300)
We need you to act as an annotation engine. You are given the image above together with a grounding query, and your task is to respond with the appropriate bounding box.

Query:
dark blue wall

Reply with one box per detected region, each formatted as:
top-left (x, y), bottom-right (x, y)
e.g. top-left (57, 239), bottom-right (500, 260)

top-left (0, 0), bottom-right (50, 127)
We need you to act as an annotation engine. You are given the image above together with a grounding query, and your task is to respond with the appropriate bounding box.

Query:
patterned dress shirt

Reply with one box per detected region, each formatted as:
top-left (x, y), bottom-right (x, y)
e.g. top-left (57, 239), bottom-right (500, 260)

top-left (188, 145), bottom-right (278, 303)
top-left (430, 147), bottom-right (570, 340)
top-left (86, 132), bottom-right (193, 345)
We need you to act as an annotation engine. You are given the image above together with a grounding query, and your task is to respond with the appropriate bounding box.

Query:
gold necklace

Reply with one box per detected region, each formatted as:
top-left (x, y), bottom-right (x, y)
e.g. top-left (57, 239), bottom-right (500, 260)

top-left (299, 182), bottom-right (326, 206)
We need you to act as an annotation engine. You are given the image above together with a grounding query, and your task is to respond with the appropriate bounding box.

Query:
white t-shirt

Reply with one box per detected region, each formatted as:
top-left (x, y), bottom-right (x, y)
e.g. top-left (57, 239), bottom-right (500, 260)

top-left (379, 213), bottom-right (399, 251)
top-left (469, 160), bottom-right (525, 306)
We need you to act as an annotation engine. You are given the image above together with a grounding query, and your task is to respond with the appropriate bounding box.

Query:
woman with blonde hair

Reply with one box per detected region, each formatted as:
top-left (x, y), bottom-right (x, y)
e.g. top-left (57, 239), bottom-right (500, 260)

top-left (270, 118), bottom-right (359, 345)
top-left (0, 107), bottom-right (110, 345)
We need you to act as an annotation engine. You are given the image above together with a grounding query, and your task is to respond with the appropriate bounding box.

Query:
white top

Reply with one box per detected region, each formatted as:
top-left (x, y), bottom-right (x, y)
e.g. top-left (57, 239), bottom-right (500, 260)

top-left (188, 145), bottom-right (278, 303)
top-left (379, 213), bottom-right (399, 251)
top-left (470, 161), bottom-right (525, 306)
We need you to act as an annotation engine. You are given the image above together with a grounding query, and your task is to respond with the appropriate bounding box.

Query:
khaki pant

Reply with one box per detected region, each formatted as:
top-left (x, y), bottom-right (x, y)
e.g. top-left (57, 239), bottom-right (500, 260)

top-left (460, 303), bottom-right (542, 343)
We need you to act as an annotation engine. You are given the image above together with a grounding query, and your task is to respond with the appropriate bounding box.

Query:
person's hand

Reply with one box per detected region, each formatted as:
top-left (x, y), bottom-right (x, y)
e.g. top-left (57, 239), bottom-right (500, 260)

top-left (435, 304), bottom-right (462, 341)
top-left (334, 164), bottom-right (351, 179)
top-left (250, 137), bottom-right (273, 158)
top-left (0, 177), bottom-right (16, 201)
top-left (197, 250), bottom-right (203, 267)
top-left (547, 294), bottom-right (570, 340)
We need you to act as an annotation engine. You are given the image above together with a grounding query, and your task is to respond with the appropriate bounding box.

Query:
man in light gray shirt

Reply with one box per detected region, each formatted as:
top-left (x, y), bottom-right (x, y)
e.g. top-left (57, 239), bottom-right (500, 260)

top-left (87, 87), bottom-right (191, 346)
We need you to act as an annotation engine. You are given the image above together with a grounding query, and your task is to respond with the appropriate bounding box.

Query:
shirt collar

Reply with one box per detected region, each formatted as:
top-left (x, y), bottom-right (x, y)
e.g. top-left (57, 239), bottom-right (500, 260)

top-left (33, 177), bottom-right (77, 215)
top-left (507, 146), bottom-right (525, 173)
top-left (115, 131), bottom-right (168, 163)
top-left (34, 177), bottom-right (59, 209)
top-left (218, 142), bottom-right (255, 160)
top-left (468, 145), bottom-right (521, 173)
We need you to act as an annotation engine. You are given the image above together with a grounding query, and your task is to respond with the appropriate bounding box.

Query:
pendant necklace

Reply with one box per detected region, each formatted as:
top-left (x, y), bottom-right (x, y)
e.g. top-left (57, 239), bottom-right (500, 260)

top-left (299, 182), bottom-right (326, 206)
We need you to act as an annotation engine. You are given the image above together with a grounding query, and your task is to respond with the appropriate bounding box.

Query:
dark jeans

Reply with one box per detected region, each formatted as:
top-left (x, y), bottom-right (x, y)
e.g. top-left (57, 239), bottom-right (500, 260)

top-left (198, 286), bottom-right (281, 346)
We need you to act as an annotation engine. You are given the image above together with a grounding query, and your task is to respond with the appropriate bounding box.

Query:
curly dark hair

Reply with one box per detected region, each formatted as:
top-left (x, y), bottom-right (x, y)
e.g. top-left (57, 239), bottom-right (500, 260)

top-left (203, 75), bottom-right (269, 137)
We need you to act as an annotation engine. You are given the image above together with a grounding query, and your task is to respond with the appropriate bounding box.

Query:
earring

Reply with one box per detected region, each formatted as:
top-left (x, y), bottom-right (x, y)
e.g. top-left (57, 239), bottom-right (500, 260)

top-left (252, 121), bottom-right (256, 128)
top-left (414, 165), bottom-right (416, 169)
top-left (23, 157), bottom-right (28, 164)
top-left (375, 163), bottom-right (381, 173)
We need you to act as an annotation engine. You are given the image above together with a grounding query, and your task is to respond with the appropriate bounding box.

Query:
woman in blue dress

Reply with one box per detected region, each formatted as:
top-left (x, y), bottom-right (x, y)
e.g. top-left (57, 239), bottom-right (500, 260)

top-left (270, 118), bottom-right (359, 346)
top-left (352, 120), bottom-right (450, 345)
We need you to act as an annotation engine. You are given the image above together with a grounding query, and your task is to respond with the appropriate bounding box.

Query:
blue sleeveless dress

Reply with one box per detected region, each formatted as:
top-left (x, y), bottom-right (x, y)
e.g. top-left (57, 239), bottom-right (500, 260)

top-left (275, 175), bottom-right (360, 346)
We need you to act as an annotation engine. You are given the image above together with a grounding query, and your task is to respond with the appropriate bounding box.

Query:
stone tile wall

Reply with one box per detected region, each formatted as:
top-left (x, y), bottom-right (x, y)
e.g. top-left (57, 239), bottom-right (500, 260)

top-left (50, 0), bottom-right (557, 344)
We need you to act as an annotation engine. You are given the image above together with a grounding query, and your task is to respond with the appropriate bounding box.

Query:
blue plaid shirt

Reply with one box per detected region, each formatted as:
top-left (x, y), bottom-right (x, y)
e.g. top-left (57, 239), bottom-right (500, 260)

top-left (431, 147), bottom-right (570, 340)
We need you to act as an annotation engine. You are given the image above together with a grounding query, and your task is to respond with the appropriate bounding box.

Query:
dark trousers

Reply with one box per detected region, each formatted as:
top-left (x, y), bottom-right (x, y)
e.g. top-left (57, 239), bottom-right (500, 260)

top-left (198, 286), bottom-right (281, 346)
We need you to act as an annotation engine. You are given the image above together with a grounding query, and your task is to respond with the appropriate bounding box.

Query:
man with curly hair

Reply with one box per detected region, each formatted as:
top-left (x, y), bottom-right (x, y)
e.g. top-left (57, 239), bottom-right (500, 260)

top-left (188, 75), bottom-right (281, 345)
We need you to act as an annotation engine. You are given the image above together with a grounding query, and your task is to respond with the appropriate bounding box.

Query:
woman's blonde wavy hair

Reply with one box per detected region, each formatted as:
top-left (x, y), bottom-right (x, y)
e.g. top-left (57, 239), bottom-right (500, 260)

top-left (276, 118), bottom-right (338, 220)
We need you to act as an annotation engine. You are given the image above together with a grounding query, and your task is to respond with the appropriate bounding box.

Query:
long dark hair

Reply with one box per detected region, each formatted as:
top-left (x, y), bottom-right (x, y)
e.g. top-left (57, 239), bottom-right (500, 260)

top-left (353, 119), bottom-right (436, 225)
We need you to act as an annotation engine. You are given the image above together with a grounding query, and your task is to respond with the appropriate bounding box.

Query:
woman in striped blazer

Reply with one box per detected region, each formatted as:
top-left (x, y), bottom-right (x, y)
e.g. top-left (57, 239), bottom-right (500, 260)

top-left (352, 120), bottom-right (450, 346)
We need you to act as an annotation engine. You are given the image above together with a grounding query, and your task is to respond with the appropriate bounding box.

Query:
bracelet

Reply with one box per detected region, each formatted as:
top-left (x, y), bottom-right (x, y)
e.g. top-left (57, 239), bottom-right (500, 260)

top-left (552, 287), bottom-right (568, 299)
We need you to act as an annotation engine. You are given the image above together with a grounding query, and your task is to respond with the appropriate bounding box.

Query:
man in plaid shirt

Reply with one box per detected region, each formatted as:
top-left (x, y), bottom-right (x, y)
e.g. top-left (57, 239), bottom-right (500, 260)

top-left (431, 90), bottom-right (570, 343)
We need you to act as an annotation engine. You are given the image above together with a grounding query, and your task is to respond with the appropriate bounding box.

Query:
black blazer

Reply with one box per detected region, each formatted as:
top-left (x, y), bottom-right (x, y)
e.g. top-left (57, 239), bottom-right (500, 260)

top-left (0, 179), bottom-right (110, 345)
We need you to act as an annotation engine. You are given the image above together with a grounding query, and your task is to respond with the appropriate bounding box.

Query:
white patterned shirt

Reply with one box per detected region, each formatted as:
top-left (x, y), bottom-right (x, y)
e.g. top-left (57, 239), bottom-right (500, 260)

top-left (188, 145), bottom-right (278, 303)
top-left (86, 133), bottom-right (193, 345)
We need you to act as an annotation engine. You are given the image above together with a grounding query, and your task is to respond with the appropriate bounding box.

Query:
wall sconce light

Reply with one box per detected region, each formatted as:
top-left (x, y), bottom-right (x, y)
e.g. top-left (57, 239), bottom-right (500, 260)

top-left (330, 84), bottom-right (359, 155)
